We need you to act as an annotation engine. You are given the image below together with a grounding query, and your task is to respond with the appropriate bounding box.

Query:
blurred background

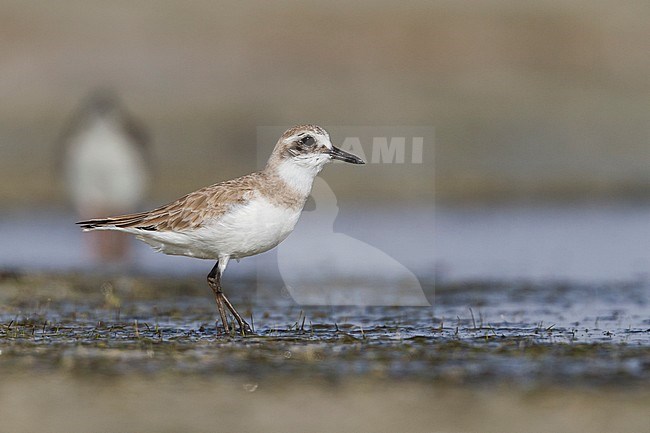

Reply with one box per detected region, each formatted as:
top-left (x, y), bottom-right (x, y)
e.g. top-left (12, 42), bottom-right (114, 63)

top-left (0, 0), bottom-right (648, 282)
top-left (1, 4), bottom-right (650, 432)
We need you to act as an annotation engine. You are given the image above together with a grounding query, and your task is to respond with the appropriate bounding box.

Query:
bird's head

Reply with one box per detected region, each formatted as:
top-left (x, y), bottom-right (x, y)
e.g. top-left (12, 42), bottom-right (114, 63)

top-left (270, 125), bottom-right (365, 174)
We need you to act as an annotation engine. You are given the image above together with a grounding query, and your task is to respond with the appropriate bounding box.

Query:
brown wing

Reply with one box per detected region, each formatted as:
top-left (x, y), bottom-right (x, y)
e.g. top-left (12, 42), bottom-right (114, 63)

top-left (77, 173), bottom-right (263, 231)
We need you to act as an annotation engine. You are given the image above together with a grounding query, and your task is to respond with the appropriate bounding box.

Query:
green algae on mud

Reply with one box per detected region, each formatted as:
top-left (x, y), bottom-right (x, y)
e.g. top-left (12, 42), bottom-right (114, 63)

top-left (0, 272), bottom-right (649, 387)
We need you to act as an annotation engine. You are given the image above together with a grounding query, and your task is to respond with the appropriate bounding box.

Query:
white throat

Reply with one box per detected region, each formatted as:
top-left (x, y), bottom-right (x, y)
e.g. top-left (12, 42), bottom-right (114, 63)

top-left (275, 159), bottom-right (322, 197)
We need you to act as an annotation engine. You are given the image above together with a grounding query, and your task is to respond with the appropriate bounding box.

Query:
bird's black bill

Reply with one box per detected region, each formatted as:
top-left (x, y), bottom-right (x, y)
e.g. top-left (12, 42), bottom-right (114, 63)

top-left (329, 146), bottom-right (365, 164)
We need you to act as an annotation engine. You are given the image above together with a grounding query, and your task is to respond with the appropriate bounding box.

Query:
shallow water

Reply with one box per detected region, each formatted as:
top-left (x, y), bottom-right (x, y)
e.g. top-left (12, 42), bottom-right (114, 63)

top-left (1, 203), bottom-right (649, 283)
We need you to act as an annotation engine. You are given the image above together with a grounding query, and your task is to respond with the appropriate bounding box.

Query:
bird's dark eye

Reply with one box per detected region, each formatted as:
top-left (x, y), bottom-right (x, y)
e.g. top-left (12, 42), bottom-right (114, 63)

top-left (299, 135), bottom-right (315, 146)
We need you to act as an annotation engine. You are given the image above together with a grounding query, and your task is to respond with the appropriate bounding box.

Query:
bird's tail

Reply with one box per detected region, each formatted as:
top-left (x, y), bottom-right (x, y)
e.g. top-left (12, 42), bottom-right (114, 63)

top-left (77, 210), bottom-right (152, 231)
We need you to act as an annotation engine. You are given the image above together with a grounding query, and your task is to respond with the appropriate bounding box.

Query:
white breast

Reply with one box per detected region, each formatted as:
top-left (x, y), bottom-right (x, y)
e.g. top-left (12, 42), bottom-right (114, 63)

top-left (134, 194), bottom-right (303, 260)
top-left (210, 195), bottom-right (302, 258)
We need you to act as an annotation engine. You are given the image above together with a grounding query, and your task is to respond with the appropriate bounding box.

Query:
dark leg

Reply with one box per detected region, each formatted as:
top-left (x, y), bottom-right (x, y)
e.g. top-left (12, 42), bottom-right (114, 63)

top-left (221, 292), bottom-right (252, 334)
top-left (207, 261), bottom-right (252, 335)
top-left (207, 261), bottom-right (230, 334)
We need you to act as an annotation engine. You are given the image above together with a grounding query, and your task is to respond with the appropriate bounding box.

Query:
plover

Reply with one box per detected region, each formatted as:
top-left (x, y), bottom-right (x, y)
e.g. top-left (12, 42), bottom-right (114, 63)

top-left (59, 90), bottom-right (150, 262)
top-left (77, 125), bottom-right (364, 334)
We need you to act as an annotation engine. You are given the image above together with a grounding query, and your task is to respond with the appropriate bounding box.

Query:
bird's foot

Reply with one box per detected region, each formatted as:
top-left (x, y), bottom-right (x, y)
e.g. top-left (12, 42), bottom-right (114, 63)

top-left (238, 320), bottom-right (253, 336)
top-left (217, 319), bottom-right (253, 337)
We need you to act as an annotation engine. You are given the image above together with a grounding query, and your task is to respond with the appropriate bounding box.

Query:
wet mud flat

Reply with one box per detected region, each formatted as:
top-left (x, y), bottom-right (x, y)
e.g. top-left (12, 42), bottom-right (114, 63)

top-left (0, 272), bottom-right (649, 433)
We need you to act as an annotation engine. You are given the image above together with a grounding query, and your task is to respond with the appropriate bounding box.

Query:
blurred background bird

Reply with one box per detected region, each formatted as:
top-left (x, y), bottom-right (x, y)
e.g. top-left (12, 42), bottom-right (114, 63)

top-left (57, 90), bottom-right (151, 264)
